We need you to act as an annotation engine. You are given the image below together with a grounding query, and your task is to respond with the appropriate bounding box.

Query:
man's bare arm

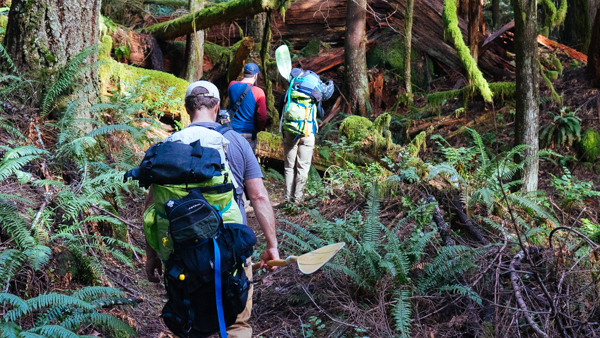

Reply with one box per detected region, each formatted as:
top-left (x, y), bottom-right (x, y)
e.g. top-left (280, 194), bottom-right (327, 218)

top-left (245, 177), bottom-right (280, 270)
top-left (144, 186), bottom-right (162, 283)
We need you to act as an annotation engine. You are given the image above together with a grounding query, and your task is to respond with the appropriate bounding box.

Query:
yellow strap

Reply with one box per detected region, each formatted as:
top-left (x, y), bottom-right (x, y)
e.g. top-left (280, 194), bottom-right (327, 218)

top-left (304, 106), bottom-right (310, 138)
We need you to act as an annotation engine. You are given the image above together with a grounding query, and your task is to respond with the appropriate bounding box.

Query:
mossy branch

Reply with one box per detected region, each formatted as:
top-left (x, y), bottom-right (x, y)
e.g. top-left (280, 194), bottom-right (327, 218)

top-left (141, 0), bottom-right (290, 40)
top-left (538, 60), bottom-right (563, 104)
top-left (427, 82), bottom-right (515, 107)
top-left (540, 0), bottom-right (567, 29)
top-left (442, 0), bottom-right (493, 102)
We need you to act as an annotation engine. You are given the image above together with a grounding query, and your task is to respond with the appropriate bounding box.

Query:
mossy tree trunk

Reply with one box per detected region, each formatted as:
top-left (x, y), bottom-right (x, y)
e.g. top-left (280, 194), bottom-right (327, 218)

top-left (260, 13), bottom-right (277, 127)
top-left (468, 0), bottom-right (480, 62)
top-left (560, 0), bottom-right (590, 53)
top-left (183, 0), bottom-right (204, 82)
top-left (4, 0), bottom-right (100, 117)
top-left (404, 0), bottom-right (415, 106)
top-left (589, 6), bottom-right (600, 86)
top-left (344, 0), bottom-right (370, 116)
top-left (142, 0), bottom-right (283, 41)
top-left (513, 0), bottom-right (540, 192)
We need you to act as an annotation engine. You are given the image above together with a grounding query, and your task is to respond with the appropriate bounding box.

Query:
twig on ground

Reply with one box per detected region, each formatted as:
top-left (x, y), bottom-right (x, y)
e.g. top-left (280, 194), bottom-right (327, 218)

top-left (91, 204), bottom-right (143, 230)
top-left (300, 284), bottom-right (364, 329)
top-left (509, 249), bottom-right (549, 337)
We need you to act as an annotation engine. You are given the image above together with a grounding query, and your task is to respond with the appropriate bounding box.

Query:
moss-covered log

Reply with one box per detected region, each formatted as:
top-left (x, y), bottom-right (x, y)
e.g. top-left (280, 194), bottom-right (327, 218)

top-left (99, 36), bottom-right (190, 125)
top-left (141, 0), bottom-right (288, 40)
top-left (442, 0), bottom-right (492, 101)
top-left (228, 37), bottom-right (255, 82)
top-left (144, 0), bottom-right (187, 5)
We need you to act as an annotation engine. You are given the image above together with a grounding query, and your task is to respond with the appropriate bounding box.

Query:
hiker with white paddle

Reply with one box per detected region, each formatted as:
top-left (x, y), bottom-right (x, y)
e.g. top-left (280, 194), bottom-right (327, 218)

top-left (126, 81), bottom-right (279, 338)
top-left (275, 45), bottom-right (335, 203)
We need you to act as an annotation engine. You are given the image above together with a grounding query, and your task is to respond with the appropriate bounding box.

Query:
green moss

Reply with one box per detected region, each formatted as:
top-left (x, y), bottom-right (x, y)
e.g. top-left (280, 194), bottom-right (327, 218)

top-left (539, 60), bottom-right (562, 104)
top-left (551, 55), bottom-right (563, 76)
top-left (0, 15), bottom-right (7, 31)
top-left (371, 113), bottom-right (393, 152)
top-left (584, 162), bottom-right (594, 170)
top-left (340, 116), bottom-right (373, 143)
top-left (408, 131), bottom-right (426, 157)
top-left (257, 131), bottom-right (282, 153)
top-left (442, 0), bottom-right (492, 102)
top-left (580, 129), bottom-right (600, 162)
top-left (99, 35), bottom-right (191, 125)
top-left (594, 162), bottom-right (600, 174)
top-left (427, 82), bottom-right (515, 107)
top-left (366, 46), bottom-right (384, 68)
top-left (298, 40), bottom-right (321, 58)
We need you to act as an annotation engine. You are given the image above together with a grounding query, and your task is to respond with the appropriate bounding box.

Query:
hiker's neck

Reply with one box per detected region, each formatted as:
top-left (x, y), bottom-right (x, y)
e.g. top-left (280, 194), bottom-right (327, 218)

top-left (241, 77), bottom-right (255, 85)
top-left (190, 108), bottom-right (217, 124)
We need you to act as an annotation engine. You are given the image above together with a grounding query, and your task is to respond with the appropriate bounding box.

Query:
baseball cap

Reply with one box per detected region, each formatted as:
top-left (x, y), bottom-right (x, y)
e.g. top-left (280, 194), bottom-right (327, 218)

top-left (185, 81), bottom-right (220, 101)
top-left (243, 63), bottom-right (261, 75)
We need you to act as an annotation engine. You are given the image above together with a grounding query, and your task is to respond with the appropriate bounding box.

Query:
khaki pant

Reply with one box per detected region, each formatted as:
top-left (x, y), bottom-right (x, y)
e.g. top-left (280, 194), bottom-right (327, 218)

top-left (283, 131), bottom-right (315, 202)
top-left (226, 259), bottom-right (253, 338)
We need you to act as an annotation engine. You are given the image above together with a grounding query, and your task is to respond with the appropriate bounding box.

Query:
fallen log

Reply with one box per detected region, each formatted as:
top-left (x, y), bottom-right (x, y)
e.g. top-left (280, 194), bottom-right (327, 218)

top-left (297, 39), bottom-right (376, 74)
top-left (482, 19), bottom-right (514, 47)
top-left (228, 37), bottom-right (255, 82)
top-left (452, 197), bottom-right (489, 245)
top-left (537, 34), bottom-right (588, 63)
top-left (141, 0), bottom-right (286, 40)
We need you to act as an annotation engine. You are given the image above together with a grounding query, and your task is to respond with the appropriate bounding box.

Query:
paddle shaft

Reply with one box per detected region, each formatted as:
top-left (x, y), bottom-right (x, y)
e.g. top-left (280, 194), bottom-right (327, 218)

top-left (251, 256), bottom-right (297, 270)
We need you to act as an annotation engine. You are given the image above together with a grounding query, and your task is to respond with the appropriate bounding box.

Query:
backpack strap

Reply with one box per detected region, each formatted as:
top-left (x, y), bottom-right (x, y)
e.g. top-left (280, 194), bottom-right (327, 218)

top-left (213, 237), bottom-right (228, 338)
top-left (229, 85), bottom-right (253, 121)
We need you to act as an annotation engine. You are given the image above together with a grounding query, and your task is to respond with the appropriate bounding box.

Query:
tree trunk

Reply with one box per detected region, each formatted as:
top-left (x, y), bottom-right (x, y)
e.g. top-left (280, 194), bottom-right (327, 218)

top-left (142, 0), bottom-right (282, 40)
top-left (560, 0), bottom-right (590, 53)
top-left (513, 0), bottom-right (540, 192)
top-left (589, 5), bottom-right (600, 86)
top-left (468, 0), bottom-right (480, 62)
top-left (404, 0), bottom-right (415, 106)
top-left (248, 12), bottom-right (267, 42)
top-left (4, 0), bottom-right (100, 118)
top-left (183, 0), bottom-right (204, 82)
top-left (344, 0), bottom-right (370, 116)
top-left (228, 37), bottom-right (255, 82)
top-left (260, 13), bottom-right (277, 127)
top-left (492, 0), bottom-right (500, 29)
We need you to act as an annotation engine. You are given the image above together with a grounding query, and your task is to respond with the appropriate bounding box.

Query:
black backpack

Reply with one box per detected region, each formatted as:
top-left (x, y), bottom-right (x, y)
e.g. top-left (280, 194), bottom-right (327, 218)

top-left (161, 188), bottom-right (257, 338)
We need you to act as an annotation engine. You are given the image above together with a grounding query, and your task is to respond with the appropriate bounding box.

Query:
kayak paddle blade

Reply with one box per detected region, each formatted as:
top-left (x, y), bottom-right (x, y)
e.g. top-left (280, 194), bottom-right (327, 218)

top-left (275, 44), bottom-right (292, 82)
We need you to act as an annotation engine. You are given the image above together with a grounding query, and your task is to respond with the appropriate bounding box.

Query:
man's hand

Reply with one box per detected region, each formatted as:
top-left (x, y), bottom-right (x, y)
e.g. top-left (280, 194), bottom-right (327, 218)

top-left (146, 255), bottom-right (163, 283)
top-left (260, 246), bottom-right (280, 271)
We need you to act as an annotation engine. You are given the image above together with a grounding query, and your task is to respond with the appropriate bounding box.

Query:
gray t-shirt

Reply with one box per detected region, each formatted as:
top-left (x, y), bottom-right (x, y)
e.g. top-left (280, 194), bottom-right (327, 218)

top-left (167, 122), bottom-right (263, 224)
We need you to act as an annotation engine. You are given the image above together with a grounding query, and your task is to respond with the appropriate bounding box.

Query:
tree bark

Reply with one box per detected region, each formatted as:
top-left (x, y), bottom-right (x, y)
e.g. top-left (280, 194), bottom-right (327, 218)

top-left (468, 0), bottom-right (480, 62)
top-left (589, 5), bottom-right (600, 86)
top-left (492, 0), bottom-right (500, 29)
top-left (248, 12), bottom-right (267, 42)
top-left (560, 0), bottom-right (591, 53)
top-left (4, 0), bottom-right (100, 117)
top-left (142, 0), bottom-right (282, 40)
top-left (404, 0), bottom-right (415, 105)
top-left (513, 0), bottom-right (540, 192)
top-left (260, 13), bottom-right (277, 127)
top-left (344, 0), bottom-right (370, 116)
top-left (183, 0), bottom-right (204, 82)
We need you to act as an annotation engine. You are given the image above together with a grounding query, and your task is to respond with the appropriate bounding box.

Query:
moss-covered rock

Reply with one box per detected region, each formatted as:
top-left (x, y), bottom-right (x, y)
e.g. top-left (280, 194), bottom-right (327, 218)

top-left (99, 35), bottom-right (190, 125)
top-left (580, 129), bottom-right (600, 162)
top-left (340, 115), bottom-right (373, 143)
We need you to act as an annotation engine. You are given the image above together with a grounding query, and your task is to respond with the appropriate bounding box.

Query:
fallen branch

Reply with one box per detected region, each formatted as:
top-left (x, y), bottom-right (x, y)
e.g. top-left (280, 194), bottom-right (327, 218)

top-left (452, 197), bottom-right (489, 245)
top-left (537, 35), bottom-right (588, 62)
top-left (319, 96), bottom-right (342, 127)
top-left (426, 195), bottom-right (454, 246)
top-left (90, 204), bottom-right (143, 230)
top-left (482, 19), bottom-right (514, 48)
top-left (509, 249), bottom-right (549, 338)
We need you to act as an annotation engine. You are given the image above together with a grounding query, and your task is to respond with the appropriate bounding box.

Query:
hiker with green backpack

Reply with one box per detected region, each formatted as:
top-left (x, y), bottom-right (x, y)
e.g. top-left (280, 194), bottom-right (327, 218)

top-left (279, 68), bottom-right (334, 202)
top-left (126, 81), bottom-right (279, 338)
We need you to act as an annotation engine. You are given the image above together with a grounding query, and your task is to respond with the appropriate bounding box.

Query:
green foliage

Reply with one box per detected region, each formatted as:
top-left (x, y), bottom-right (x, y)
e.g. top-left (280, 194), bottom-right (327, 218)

top-left (551, 168), bottom-right (600, 210)
top-left (579, 128), bottom-right (600, 162)
top-left (297, 40), bottom-right (321, 58)
top-left (429, 128), bottom-right (559, 228)
top-left (427, 82), bottom-right (515, 108)
top-left (539, 108), bottom-right (581, 149)
top-left (0, 288), bottom-right (136, 337)
top-left (0, 40), bottom-right (17, 74)
top-left (41, 46), bottom-right (98, 116)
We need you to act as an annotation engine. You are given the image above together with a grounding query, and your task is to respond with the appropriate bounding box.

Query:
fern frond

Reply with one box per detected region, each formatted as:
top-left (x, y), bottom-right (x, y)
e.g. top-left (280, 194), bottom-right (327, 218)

top-left (507, 194), bottom-right (559, 226)
top-left (5, 294), bottom-right (94, 321)
top-left (0, 293), bottom-right (28, 309)
top-left (0, 322), bottom-right (21, 338)
top-left (439, 284), bottom-right (482, 305)
top-left (393, 290), bottom-right (412, 338)
top-left (41, 45), bottom-right (98, 116)
top-left (0, 41), bottom-right (18, 74)
top-left (27, 325), bottom-right (79, 338)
